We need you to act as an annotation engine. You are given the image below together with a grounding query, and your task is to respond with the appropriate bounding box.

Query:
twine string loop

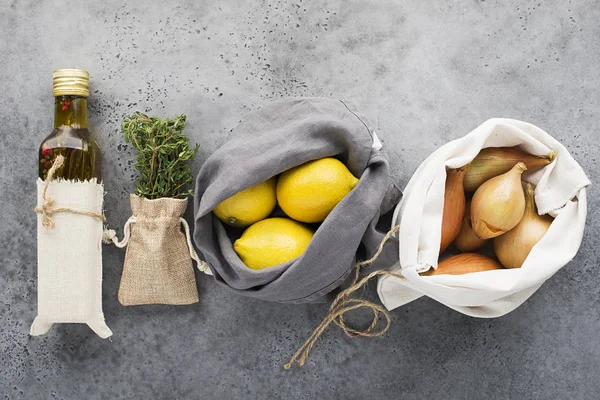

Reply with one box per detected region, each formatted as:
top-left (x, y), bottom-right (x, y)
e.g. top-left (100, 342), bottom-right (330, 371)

top-left (34, 155), bottom-right (106, 229)
top-left (284, 225), bottom-right (405, 369)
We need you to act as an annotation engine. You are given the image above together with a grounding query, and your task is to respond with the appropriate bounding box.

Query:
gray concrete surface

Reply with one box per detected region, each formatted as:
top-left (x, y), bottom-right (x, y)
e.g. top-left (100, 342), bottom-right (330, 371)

top-left (1, 0), bottom-right (599, 399)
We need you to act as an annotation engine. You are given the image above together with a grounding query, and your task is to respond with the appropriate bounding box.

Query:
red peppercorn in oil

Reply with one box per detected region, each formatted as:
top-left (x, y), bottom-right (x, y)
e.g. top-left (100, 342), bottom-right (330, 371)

top-left (39, 69), bottom-right (101, 181)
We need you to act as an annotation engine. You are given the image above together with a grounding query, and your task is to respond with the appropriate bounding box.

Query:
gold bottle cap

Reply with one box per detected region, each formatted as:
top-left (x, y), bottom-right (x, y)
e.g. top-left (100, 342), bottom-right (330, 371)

top-left (52, 69), bottom-right (90, 98)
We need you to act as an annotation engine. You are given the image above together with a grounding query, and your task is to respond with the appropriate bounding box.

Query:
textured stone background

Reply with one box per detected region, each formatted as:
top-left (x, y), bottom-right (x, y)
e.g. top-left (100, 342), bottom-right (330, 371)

top-left (1, 0), bottom-right (598, 399)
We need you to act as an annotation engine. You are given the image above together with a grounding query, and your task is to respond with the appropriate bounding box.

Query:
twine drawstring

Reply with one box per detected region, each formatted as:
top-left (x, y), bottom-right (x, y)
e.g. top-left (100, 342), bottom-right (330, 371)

top-left (102, 215), bottom-right (212, 275)
top-left (180, 217), bottom-right (212, 275)
top-left (102, 216), bottom-right (137, 248)
top-left (34, 155), bottom-right (106, 229)
top-left (284, 225), bottom-right (406, 369)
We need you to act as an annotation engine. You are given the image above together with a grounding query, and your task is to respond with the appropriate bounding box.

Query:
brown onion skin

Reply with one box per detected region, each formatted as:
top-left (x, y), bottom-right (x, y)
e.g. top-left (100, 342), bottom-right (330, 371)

top-left (454, 201), bottom-right (487, 252)
top-left (471, 162), bottom-right (527, 239)
top-left (464, 147), bottom-right (555, 192)
top-left (421, 253), bottom-right (503, 276)
top-left (494, 184), bottom-right (553, 269)
top-left (440, 166), bottom-right (468, 252)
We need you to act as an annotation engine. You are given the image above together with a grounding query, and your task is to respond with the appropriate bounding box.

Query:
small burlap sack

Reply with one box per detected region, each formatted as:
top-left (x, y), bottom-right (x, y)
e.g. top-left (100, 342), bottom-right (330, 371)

top-left (115, 195), bottom-right (200, 306)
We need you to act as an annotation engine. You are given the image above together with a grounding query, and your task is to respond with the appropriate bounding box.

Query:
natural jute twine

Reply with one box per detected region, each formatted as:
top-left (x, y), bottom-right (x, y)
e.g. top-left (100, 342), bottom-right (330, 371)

top-left (35, 155), bottom-right (106, 229)
top-left (284, 225), bottom-right (406, 369)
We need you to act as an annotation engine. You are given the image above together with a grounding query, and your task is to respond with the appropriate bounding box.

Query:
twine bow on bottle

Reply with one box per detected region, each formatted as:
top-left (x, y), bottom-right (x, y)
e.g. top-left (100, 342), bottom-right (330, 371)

top-left (34, 155), bottom-right (106, 229)
top-left (37, 196), bottom-right (59, 229)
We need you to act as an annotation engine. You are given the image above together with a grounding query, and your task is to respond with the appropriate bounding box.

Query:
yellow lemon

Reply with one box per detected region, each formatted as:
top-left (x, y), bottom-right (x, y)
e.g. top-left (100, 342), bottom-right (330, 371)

top-left (213, 177), bottom-right (277, 228)
top-left (233, 217), bottom-right (314, 270)
top-left (276, 158), bottom-right (359, 223)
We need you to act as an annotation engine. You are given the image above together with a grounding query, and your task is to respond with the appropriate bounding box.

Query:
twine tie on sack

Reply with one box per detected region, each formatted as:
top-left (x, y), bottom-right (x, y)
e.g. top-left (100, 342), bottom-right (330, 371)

top-left (102, 216), bottom-right (137, 248)
top-left (284, 225), bottom-right (406, 369)
top-left (180, 217), bottom-right (212, 275)
top-left (35, 155), bottom-right (106, 229)
top-left (102, 216), bottom-right (212, 275)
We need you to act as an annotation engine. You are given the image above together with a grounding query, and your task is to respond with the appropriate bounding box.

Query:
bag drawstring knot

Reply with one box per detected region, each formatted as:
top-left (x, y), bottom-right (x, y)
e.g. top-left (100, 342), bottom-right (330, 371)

top-left (102, 216), bottom-right (211, 275)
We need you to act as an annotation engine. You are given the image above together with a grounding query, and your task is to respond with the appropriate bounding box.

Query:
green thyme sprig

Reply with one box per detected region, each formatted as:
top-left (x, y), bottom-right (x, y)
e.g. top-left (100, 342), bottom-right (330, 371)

top-left (122, 112), bottom-right (199, 199)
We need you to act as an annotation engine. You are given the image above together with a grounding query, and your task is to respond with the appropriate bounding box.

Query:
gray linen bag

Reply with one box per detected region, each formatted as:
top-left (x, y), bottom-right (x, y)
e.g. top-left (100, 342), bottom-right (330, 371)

top-left (193, 97), bottom-right (401, 303)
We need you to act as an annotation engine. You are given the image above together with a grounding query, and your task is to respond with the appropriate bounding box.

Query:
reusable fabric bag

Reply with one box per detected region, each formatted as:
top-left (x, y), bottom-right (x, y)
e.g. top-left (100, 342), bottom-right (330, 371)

top-left (104, 195), bottom-right (209, 306)
top-left (31, 157), bottom-right (112, 338)
top-left (378, 118), bottom-right (590, 317)
top-left (193, 97), bottom-right (401, 303)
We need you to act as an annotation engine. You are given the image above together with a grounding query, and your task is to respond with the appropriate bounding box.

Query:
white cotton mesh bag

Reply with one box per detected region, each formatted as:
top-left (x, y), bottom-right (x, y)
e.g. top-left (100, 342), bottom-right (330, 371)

top-left (377, 118), bottom-right (590, 318)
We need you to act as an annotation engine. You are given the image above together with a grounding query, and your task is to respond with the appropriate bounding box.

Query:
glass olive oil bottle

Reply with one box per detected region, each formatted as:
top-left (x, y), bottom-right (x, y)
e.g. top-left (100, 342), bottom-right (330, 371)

top-left (39, 69), bottom-right (101, 181)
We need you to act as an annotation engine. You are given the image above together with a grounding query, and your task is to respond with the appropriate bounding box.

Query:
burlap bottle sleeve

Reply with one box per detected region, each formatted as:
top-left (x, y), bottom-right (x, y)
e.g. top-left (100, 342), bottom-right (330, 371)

top-left (118, 195), bottom-right (199, 306)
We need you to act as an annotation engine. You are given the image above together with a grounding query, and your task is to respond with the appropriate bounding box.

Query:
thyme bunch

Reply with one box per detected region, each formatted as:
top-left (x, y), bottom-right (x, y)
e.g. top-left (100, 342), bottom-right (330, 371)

top-left (122, 112), bottom-right (199, 199)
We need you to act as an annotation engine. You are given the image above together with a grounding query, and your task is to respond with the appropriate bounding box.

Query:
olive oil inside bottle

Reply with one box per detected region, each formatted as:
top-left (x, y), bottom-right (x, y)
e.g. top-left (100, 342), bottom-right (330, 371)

top-left (39, 95), bottom-right (101, 181)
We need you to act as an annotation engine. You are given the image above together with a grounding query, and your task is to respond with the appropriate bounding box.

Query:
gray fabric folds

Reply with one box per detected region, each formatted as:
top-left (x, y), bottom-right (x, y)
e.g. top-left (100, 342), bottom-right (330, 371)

top-left (193, 97), bottom-right (401, 303)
